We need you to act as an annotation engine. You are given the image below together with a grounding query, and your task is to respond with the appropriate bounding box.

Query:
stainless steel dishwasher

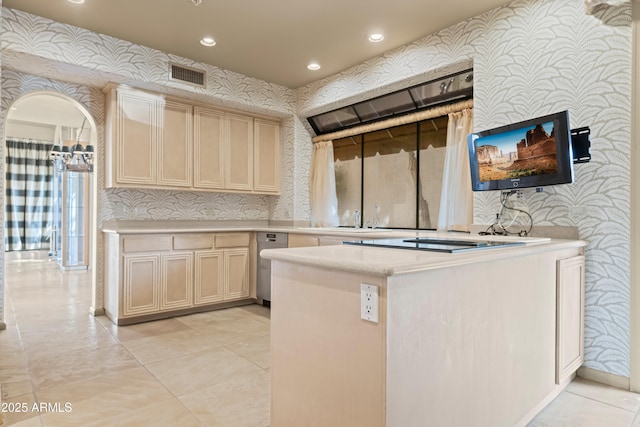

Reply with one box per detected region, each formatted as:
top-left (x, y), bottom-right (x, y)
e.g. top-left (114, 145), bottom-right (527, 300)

top-left (257, 232), bottom-right (288, 306)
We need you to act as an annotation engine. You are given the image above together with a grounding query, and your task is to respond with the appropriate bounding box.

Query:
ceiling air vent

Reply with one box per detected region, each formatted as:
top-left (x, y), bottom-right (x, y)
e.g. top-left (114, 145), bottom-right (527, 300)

top-left (170, 63), bottom-right (206, 87)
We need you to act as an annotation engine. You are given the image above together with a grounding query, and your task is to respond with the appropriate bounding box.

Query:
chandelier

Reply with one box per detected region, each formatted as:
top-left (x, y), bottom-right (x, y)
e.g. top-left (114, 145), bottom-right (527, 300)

top-left (50, 119), bottom-right (94, 173)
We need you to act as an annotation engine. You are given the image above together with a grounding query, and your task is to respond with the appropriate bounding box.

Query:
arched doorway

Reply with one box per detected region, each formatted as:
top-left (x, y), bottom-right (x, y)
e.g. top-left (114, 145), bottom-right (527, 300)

top-left (3, 91), bottom-right (98, 314)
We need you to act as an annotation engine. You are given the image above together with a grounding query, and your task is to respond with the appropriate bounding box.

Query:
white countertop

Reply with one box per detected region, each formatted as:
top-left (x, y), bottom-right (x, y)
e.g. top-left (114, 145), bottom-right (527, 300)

top-left (101, 219), bottom-right (445, 239)
top-left (102, 220), bottom-right (585, 276)
top-left (260, 238), bottom-right (586, 277)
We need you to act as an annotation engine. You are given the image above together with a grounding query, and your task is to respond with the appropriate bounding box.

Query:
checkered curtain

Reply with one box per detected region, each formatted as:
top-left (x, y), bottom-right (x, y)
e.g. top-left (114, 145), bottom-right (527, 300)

top-left (5, 138), bottom-right (54, 251)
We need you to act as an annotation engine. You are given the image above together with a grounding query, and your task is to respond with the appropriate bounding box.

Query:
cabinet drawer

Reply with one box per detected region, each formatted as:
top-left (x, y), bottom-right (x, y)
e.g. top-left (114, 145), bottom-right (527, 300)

top-left (123, 236), bottom-right (172, 253)
top-left (215, 233), bottom-right (251, 248)
top-left (173, 235), bottom-right (214, 250)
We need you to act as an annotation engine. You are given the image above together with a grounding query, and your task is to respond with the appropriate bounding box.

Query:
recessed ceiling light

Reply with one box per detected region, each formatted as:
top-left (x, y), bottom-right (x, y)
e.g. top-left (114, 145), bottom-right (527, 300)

top-left (368, 33), bottom-right (384, 43)
top-left (67, 0), bottom-right (85, 4)
top-left (200, 37), bottom-right (216, 47)
top-left (307, 63), bottom-right (321, 71)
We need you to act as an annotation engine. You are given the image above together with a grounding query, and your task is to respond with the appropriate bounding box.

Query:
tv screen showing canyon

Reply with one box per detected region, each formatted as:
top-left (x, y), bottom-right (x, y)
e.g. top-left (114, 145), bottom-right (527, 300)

top-left (474, 121), bottom-right (558, 182)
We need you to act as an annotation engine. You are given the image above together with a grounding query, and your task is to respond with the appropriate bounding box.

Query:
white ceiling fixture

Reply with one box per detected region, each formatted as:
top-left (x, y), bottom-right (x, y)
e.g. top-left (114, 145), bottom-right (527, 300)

top-left (191, 0), bottom-right (202, 5)
top-left (5, 0), bottom-right (514, 88)
top-left (368, 33), bottom-right (385, 43)
top-left (200, 37), bottom-right (216, 47)
top-left (67, 0), bottom-right (85, 4)
top-left (307, 63), bottom-right (321, 71)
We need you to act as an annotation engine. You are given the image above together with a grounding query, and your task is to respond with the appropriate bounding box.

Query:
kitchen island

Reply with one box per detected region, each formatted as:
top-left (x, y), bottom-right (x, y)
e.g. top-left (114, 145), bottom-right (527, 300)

top-left (261, 237), bottom-right (586, 427)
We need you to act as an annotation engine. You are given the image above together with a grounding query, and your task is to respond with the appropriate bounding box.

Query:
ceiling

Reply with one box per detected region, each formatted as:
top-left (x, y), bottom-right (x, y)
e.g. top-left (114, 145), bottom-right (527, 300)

top-left (3, 0), bottom-right (513, 89)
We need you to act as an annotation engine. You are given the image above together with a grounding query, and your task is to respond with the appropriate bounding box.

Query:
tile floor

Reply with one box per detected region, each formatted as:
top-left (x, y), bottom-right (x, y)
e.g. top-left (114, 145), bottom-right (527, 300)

top-left (1, 250), bottom-right (640, 426)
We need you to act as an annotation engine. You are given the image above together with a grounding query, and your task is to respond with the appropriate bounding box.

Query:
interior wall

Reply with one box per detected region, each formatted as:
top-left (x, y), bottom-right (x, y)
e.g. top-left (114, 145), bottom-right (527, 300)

top-left (297, 0), bottom-right (632, 377)
top-left (0, 70), bottom-right (105, 321)
top-left (5, 121), bottom-right (55, 140)
top-left (0, 6), bottom-right (309, 222)
top-left (0, 6), bottom-right (313, 318)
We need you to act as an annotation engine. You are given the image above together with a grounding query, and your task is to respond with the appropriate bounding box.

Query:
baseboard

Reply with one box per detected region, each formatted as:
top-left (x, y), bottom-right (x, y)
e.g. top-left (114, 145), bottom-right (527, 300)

top-left (577, 366), bottom-right (630, 390)
top-left (90, 307), bottom-right (105, 317)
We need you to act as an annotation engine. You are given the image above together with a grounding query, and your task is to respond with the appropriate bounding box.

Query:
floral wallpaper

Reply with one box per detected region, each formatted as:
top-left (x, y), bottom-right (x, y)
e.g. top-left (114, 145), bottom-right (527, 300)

top-left (297, 0), bottom-right (632, 377)
top-left (0, 0), bottom-right (633, 379)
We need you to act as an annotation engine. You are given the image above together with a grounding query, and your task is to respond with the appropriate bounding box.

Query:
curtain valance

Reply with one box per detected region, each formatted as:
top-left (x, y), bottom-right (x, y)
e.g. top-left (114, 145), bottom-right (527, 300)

top-left (311, 99), bottom-right (473, 144)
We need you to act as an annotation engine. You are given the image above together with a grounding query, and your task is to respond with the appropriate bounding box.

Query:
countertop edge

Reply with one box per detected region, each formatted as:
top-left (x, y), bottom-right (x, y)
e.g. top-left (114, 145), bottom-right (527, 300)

top-left (261, 239), bottom-right (587, 277)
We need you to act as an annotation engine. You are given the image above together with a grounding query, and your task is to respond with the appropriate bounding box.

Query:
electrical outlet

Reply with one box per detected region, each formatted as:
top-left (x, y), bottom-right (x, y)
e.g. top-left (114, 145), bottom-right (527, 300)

top-left (361, 283), bottom-right (379, 323)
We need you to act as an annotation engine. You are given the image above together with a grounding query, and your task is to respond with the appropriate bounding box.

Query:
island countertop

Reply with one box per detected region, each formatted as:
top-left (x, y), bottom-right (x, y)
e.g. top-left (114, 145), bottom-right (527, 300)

top-left (260, 237), bottom-right (586, 277)
top-left (268, 234), bottom-right (587, 427)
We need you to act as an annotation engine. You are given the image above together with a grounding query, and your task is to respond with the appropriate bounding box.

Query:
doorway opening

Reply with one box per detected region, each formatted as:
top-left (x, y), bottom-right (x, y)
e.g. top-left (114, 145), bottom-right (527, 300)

top-left (3, 91), bottom-right (98, 314)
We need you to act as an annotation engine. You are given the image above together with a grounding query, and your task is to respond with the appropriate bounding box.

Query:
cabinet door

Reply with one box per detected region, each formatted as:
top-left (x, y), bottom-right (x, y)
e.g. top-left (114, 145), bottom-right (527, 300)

top-left (158, 100), bottom-right (192, 187)
top-left (116, 90), bottom-right (157, 185)
top-left (288, 234), bottom-right (320, 248)
top-left (254, 119), bottom-right (280, 193)
top-left (556, 255), bottom-right (585, 384)
top-left (194, 250), bottom-right (224, 305)
top-left (123, 254), bottom-right (160, 316)
top-left (224, 248), bottom-right (250, 300)
top-left (226, 113), bottom-right (254, 191)
top-left (319, 236), bottom-right (345, 246)
top-left (194, 107), bottom-right (225, 189)
top-left (161, 252), bottom-right (193, 310)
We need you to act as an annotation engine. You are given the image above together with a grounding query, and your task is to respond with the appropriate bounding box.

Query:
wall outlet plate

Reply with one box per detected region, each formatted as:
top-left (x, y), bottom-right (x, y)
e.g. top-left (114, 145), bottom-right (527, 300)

top-left (361, 283), bottom-right (379, 323)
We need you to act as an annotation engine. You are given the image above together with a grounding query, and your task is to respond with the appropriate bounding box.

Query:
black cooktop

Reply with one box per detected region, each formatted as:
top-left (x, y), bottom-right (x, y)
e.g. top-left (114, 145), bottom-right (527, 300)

top-left (342, 237), bottom-right (525, 253)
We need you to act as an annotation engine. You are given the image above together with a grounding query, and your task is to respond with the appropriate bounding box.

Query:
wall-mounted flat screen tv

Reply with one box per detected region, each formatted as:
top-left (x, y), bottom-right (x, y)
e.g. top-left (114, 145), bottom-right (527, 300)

top-left (467, 110), bottom-right (574, 191)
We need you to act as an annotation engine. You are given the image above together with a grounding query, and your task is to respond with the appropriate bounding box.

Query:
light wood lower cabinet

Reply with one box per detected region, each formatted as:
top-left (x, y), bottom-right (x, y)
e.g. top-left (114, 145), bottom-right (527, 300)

top-left (161, 252), bottom-right (193, 310)
top-left (225, 248), bottom-right (250, 299)
top-left (194, 250), bottom-right (224, 305)
top-left (122, 254), bottom-right (160, 317)
top-left (556, 255), bottom-right (585, 383)
top-left (288, 234), bottom-right (319, 248)
top-left (105, 232), bottom-right (255, 324)
top-left (288, 234), bottom-right (345, 248)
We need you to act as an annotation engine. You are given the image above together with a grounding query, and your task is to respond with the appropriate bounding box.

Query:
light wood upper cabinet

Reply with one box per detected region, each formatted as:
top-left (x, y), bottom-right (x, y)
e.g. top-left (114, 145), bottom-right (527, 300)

top-left (194, 107), bottom-right (225, 189)
top-left (158, 100), bottom-right (192, 187)
top-left (106, 87), bottom-right (192, 189)
top-left (226, 113), bottom-right (254, 191)
top-left (105, 85), bottom-right (281, 194)
top-left (254, 119), bottom-right (281, 193)
top-left (114, 89), bottom-right (157, 186)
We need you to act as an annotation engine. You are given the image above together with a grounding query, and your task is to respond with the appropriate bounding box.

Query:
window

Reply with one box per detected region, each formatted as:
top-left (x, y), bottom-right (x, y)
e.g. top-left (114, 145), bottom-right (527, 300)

top-left (333, 116), bottom-right (448, 229)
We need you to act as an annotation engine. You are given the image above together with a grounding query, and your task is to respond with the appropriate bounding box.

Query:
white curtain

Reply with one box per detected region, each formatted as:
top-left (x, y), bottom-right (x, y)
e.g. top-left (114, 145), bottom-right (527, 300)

top-left (584, 0), bottom-right (628, 14)
top-left (310, 141), bottom-right (339, 227)
top-left (437, 109), bottom-right (474, 232)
